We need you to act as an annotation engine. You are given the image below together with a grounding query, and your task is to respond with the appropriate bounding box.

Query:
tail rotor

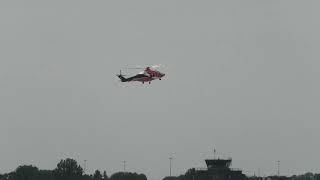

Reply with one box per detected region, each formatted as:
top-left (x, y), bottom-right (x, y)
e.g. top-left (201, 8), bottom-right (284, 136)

top-left (116, 70), bottom-right (127, 82)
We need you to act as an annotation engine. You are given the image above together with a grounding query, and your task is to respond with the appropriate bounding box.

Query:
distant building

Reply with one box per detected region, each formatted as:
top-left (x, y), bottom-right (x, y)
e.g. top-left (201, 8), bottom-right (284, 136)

top-left (185, 158), bottom-right (246, 180)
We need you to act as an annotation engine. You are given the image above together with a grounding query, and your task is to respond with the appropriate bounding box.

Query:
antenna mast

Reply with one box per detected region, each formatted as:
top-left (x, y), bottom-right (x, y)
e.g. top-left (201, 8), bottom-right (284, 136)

top-left (84, 160), bottom-right (87, 174)
top-left (169, 157), bottom-right (172, 176)
top-left (277, 160), bottom-right (280, 177)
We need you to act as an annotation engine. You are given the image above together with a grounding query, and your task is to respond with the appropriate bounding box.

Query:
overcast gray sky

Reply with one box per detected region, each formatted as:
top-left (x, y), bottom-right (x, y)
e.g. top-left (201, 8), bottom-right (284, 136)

top-left (0, 1), bottom-right (319, 179)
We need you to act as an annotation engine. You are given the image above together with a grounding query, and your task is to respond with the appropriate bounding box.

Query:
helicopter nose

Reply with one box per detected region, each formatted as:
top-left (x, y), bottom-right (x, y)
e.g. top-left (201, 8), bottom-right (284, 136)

top-left (161, 73), bottom-right (165, 77)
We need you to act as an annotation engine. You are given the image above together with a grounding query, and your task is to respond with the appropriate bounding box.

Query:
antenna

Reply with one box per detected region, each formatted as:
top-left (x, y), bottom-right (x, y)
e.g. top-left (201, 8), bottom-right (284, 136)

top-left (84, 160), bottom-right (87, 174)
top-left (277, 160), bottom-right (280, 177)
top-left (169, 157), bottom-right (172, 177)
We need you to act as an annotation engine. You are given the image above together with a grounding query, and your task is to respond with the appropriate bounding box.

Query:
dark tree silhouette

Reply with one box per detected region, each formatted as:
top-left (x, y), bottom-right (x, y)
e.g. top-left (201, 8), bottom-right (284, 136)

top-left (0, 159), bottom-right (148, 180)
top-left (11, 165), bottom-right (38, 180)
top-left (163, 175), bottom-right (186, 180)
top-left (93, 170), bottom-right (103, 180)
top-left (53, 158), bottom-right (83, 180)
top-left (31, 170), bottom-right (54, 180)
top-left (110, 172), bottom-right (147, 180)
top-left (103, 171), bottom-right (108, 180)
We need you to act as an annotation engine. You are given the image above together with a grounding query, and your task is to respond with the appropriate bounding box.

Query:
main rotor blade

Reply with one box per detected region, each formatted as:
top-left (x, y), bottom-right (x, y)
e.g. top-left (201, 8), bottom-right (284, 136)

top-left (127, 67), bottom-right (144, 69)
top-left (151, 64), bottom-right (165, 69)
top-left (126, 64), bottom-right (166, 70)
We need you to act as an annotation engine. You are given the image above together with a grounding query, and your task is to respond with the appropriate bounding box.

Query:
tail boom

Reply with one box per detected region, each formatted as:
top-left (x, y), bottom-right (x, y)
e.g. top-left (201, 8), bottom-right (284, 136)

top-left (117, 74), bottom-right (128, 82)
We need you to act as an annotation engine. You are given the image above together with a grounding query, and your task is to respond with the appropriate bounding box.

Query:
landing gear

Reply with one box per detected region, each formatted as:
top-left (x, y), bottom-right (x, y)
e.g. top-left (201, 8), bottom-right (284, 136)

top-left (159, 78), bottom-right (161, 80)
top-left (149, 81), bottom-right (151, 84)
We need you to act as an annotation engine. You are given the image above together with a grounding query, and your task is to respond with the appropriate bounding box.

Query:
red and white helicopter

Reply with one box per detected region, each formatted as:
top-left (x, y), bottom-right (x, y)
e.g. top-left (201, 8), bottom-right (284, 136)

top-left (117, 65), bottom-right (165, 84)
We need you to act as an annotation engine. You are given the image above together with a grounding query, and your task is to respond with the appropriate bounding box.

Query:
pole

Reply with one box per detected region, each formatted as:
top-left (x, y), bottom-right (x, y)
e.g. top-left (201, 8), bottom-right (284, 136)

top-left (84, 160), bottom-right (87, 174)
top-left (169, 157), bottom-right (172, 177)
top-left (277, 160), bottom-right (280, 177)
top-left (123, 161), bottom-right (126, 172)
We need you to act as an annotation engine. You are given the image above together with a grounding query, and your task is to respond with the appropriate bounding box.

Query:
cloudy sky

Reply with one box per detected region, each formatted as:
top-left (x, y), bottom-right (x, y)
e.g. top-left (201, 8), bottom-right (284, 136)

top-left (0, 1), bottom-right (319, 179)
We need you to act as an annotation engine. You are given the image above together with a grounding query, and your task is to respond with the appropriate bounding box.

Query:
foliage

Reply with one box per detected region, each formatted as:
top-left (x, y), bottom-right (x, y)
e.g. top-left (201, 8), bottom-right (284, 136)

top-left (93, 170), bottom-right (103, 180)
top-left (163, 175), bottom-right (186, 180)
top-left (0, 158), bottom-right (146, 180)
top-left (4, 159), bottom-right (320, 180)
top-left (53, 158), bottom-right (83, 179)
top-left (109, 172), bottom-right (147, 180)
top-left (103, 171), bottom-right (108, 180)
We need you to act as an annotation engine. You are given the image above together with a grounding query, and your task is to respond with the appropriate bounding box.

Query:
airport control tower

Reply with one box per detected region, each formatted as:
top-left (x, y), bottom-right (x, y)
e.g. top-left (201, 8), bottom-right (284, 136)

top-left (184, 155), bottom-right (246, 180)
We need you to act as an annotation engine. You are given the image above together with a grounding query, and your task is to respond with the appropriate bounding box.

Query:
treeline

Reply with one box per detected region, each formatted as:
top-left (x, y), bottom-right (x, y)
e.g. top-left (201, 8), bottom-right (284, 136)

top-left (249, 173), bottom-right (320, 180)
top-left (162, 169), bottom-right (320, 180)
top-left (0, 158), bottom-right (147, 180)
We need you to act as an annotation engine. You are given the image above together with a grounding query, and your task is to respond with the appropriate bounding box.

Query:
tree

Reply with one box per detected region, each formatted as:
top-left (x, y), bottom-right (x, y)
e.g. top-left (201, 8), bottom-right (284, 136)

top-left (31, 170), bottom-right (54, 180)
top-left (0, 174), bottom-right (6, 180)
top-left (93, 170), bottom-right (103, 180)
top-left (110, 172), bottom-right (147, 180)
top-left (14, 165), bottom-right (38, 180)
top-left (53, 158), bottom-right (83, 180)
top-left (103, 171), bottom-right (108, 180)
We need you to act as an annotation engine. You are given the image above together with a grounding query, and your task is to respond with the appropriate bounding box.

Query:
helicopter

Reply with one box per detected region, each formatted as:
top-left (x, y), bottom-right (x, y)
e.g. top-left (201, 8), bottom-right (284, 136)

top-left (117, 65), bottom-right (165, 84)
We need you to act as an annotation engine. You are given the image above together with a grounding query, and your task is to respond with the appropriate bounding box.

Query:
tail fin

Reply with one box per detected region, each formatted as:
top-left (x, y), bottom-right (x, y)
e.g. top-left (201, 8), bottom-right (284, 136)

top-left (117, 74), bottom-right (127, 82)
top-left (117, 71), bottom-right (127, 82)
